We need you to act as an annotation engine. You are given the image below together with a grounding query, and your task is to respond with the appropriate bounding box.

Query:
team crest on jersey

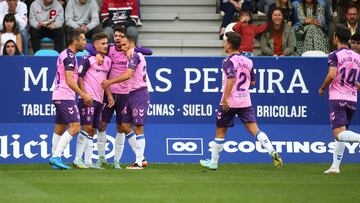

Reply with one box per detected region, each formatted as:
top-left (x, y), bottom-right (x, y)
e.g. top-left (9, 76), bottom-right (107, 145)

top-left (132, 108), bottom-right (138, 117)
top-left (87, 116), bottom-right (91, 122)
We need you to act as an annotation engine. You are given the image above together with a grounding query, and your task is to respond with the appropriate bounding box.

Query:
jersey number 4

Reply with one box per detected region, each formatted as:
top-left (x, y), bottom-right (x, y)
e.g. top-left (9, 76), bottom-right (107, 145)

top-left (339, 68), bottom-right (358, 86)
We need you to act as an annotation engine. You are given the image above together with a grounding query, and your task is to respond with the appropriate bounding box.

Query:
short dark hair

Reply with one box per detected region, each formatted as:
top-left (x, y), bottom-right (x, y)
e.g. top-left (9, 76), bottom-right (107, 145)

top-left (68, 29), bottom-right (83, 44)
top-left (351, 32), bottom-right (360, 41)
top-left (113, 25), bottom-right (127, 34)
top-left (334, 24), bottom-right (351, 44)
top-left (92, 32), bottom-right (108, 42)
top-left (225, 32), bottom-right (241, 50)
top-left (346, 3), bottom-right (359, 14)
top-left (123, 34), bottom-right (136, 44)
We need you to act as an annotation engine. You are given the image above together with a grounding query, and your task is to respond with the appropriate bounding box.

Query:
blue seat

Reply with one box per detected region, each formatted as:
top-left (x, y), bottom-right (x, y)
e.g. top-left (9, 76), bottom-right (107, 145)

top-left (76, 49), bottom-right (89, 57)
top-left (40, 37), bottom-right (54, 43)
top-left (34, 49), bottom-right (59, 56)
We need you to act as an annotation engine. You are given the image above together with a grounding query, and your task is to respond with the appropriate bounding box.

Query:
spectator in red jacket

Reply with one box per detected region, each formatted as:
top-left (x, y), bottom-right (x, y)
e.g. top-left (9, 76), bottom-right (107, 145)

top-left (232, 8), bottom-right (268, 56)
top-left (100, 0), bottom-right (139, 42)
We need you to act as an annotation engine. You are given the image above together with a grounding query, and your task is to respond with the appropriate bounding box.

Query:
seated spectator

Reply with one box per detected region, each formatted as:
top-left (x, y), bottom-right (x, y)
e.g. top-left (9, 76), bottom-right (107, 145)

top-left (0, 0), bottom-right (28, 55)
top-left (2, 39), bottom-right (21, 55)
top-left (295, 0), bottom-right (329, 55)
top-left (219, 0), bottom-right (242, 39)
top-left (233, 8), bottom-right (268, 56)
top-left (65, 0), bottom-right (101, 45)
top-left (334, 0), bottom-right (360, 23)
top-left (101, 0), bottom-right (139, 42)
top-left (260, 7), bottom-right (296, 56)
top-left (29, 0), bottom-right (64, 53)
top-left (257, 0), bottom-right (275, 16)
top-left (268, 0), bottom-right (296, 26)
top-left (0, 13), bottom-right (22, 55)
top-left (343, 4), bottom-right (360, 36)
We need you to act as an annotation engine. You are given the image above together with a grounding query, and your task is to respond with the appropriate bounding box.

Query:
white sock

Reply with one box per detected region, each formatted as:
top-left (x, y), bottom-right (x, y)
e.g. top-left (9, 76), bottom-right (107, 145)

top-left (256, 131), bottom-right (275, 154)
top-left (126, 131), bottom-right (137, 156)
top-left (75, 131), bottom-right (86, 160)
top-left (135, 134), bottom-right (146, 164)
top-left (331, 140), bottom-right (345, 169)
top-left (51, 133), bottom-right (61, 154)
top-left (211, 138), bottom-right (224, 164)
top-left (53, 131), bottom-right (74, 157)
top-left (84, 137), bottom-right (94, 165)
top-left (338, 130), bottom-right (360, 142)
top-left (114, 132), bottom-right (125, 162)
top-left (97, 131), bottom-right (107, 157)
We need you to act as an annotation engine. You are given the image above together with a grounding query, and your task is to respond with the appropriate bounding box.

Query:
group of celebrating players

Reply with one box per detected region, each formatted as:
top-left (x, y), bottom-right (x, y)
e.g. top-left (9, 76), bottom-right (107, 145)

top-left (49, 25), bottom-right (150, 170)
top-left (47, 23), bottom-right (360, 174)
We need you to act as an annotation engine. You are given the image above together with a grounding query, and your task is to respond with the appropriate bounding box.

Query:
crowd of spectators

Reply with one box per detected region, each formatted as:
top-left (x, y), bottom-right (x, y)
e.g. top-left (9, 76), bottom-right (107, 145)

top-left (219, 0), bottom-right (360, 56)
top-left (0, 0), bottom-right (141, 55)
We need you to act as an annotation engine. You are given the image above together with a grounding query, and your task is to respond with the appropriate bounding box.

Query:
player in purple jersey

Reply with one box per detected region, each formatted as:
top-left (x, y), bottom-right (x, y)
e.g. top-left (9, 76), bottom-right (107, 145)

top-left (85, 26), bottom-right (152, 169)
top-left (49, 29), bottom-right (91, 170)
top-left (199, 32), bottom-right (283, 170)
top-left (101, 34), bottom-right (150, 170)
top-left (73, 32), bottom-right (114, 169)
top-left (319, 25), bottom-right (360, 174)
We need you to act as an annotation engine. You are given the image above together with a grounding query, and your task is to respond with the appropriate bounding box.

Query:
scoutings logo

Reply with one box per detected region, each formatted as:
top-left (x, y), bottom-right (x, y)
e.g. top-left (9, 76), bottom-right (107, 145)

top-left (166, 138), bottom-right (203, 155)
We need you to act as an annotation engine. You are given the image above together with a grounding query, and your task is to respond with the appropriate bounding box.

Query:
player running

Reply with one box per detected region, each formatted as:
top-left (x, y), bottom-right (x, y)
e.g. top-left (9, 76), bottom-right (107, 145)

top-left (73, 32), bottom-right (114, 169)
top-left (49, 30), bottom-right (91, 169)
top-left (101, 34), bottom-right (150, 170)
top-left (319, 25), bottom-right (360, 174)
top-left (199, 32), bottom-right (283, 170)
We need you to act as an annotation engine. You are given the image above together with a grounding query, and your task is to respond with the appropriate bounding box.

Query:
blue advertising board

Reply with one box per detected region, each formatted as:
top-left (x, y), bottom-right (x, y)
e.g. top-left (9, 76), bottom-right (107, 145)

top-left (0, 56), bottom-right (359, 164)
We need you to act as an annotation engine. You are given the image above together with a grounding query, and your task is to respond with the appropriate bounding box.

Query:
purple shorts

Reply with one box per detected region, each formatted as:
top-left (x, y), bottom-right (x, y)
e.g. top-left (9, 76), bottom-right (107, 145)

top-left (78, 100), bottom-right (104, 129)
top-left (216, 105), bottom-right (256, 128)
top-left (122, 87), bottom-right (150, 125)
top-left (102, 93), bottom-right (131, 124)
top-left (329, 100), bottom-right (356, 129)
top-left (53, 100), bottom-right (80, 124)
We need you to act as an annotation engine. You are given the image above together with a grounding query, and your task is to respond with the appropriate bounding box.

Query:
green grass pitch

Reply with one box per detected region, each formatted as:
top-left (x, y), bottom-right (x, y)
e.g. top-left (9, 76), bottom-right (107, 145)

top-left (1, 163), bottom-right (360, 203)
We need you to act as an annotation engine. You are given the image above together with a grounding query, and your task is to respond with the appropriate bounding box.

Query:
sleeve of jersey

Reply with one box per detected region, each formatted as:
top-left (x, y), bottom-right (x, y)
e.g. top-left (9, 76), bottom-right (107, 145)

top-left (78, 57), bottom-right (91, 77)
top-left (328, 51), bottom-right (338, 68)
top-left (128, 54), bottom-right (140, 70)
top-left (222, 60), bottom-right (236, 78)
top-left (135, 46), bottom-right (153, 55)
top-left (85, 43), bottom-right (98, 56)
top-left (63, 56), bottom-right (76, 71)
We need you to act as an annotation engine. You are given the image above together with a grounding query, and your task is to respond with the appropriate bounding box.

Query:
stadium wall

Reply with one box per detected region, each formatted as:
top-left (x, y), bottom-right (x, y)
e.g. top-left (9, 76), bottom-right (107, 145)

top-left (0, 56), bottom-right (359, 164)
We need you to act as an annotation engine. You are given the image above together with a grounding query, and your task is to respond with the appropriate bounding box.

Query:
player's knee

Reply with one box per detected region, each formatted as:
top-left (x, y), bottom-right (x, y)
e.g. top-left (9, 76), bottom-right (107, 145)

top-left (120, 123), bottom-right (132, 134)
top-left (134, 125), bottom-right (144, 135)
top-left (98, 122), bottom-right (107, 132)
top-left (68, 123), bottom-right (81, 135)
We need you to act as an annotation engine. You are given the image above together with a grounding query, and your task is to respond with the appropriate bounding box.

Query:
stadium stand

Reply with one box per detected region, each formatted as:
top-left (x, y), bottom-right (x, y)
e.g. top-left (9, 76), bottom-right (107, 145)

top-left (138, 0), bottom-right (224, 56)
